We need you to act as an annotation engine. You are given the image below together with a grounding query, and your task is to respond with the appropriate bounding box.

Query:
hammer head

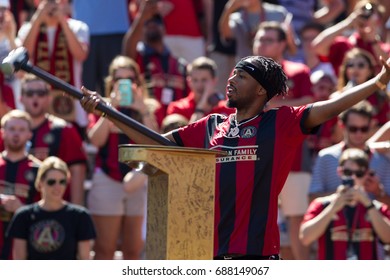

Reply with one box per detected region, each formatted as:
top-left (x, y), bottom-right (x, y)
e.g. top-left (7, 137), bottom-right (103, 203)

top-left (1, 47), bottom-right (29, 75)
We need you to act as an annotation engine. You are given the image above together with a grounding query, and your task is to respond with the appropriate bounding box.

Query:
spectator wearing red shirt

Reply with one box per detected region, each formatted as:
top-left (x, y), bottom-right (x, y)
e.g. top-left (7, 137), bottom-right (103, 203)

top-left (312, 0), bottom-right (390, 76)
top-left (157, 0), bottom-right (206, 63)
top-left (331, 48), bottom-right (390, 129)
top-left (0, 110), bottom-right (40, 259)
top-left (122, 0), bottom-right (188, 126)
top-left (300, 148), bottom-right (390, 259)
top-left (167, 56), bottom-right (234, 123)
top-left (0, 72), bottom-right (15, 119)
top-left (19, 74), bottom-right (87, 206)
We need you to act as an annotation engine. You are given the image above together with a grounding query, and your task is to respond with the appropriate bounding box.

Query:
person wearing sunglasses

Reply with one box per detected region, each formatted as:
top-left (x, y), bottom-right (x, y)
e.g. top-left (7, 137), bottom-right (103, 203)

top-left (309, 100), bottom-right (390, 203)
top-left (300, 148), bottom-right (390, 259)
top-left (6, 156), bottom-right (96, 260)
top-left (86, 55), bottom-right (156, 260)
top-left (312, 0), bottom-right (390, 77)
top-left (331, 48), bottom-right (390, 130)
top-left (18, 73), bottom-right (88, 206)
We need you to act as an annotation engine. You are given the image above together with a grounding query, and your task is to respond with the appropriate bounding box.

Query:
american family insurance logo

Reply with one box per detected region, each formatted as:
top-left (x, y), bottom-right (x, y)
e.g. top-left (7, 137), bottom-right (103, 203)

top-left (212, 145), bottom-right (260, 163)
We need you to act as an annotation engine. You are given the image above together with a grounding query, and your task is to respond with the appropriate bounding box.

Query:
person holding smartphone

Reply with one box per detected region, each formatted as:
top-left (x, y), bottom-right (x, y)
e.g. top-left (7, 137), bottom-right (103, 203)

top-left (300, 148), bottom-right (390, 259)
top-left (85, 55), bottom-right (157, 260)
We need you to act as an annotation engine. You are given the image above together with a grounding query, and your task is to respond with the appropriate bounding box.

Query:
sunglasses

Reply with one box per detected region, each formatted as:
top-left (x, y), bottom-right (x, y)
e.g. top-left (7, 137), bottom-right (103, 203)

top-left (346, 125), bottom-right (370, 133)
top-left (23, 90), bottom-right (49, 97)
top-left (346, 62), bottom-right (368, 69)
top-left (257, 37), bottom-right (280, 44)
top-left (45, 178), bottom-right (67, 187)
top-left (343, 168), bottom-right (366, 178)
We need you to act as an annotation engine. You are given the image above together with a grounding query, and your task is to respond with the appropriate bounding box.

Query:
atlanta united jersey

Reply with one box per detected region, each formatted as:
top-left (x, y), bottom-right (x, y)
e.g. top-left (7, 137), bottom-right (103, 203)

top-left (303, 199), bottom-right (390, 259)
top-left (172, 105), bottom-right (316, 257)
top-left (0, 155), bottom-right (40, 259)
top-left (95, 132), bottom-right (134, 181)
top-left (29, 116), bottom-right (87, 166)
top-left (29, 117), bottom-right (87, 202)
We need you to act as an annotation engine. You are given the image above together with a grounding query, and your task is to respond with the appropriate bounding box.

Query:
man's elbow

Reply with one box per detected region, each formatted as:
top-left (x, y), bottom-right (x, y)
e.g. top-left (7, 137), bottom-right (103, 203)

top-left (299, 226), bottom-right (313, 246)
top-left (378, 233), bottom-right (390, 244)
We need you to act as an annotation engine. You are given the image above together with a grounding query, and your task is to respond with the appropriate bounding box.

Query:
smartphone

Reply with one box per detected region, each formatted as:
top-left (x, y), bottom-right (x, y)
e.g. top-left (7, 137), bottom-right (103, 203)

top-left (118, 79), bottom-right (133, 107)
top-left (342, 177), bottom-right (354, 188)
top-left (361, 3), bottom-right (374, 19)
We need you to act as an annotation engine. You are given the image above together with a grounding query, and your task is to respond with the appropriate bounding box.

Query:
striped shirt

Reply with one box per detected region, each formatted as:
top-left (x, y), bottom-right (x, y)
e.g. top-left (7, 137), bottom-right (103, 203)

top-left (173, 105), bottom-right (316, 256)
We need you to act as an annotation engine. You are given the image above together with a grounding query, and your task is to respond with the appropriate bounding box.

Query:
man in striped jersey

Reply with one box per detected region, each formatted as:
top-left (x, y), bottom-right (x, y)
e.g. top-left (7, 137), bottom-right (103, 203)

top-left (80, 55), bottom-right (390, 259)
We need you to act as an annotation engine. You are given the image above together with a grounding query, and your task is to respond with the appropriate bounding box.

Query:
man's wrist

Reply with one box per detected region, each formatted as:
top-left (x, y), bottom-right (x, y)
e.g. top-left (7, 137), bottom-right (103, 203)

top-left (368, 35), bottom-right (381, 46)
top-left (365, 201), bottom-right (375, 211)
top-left (375, 78), bottom-right (387, 91)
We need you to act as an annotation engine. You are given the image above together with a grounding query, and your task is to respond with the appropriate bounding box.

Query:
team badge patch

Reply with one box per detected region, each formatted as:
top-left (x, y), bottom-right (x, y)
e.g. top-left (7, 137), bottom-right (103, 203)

top-left (43, 133), bottom-right (54, 145)
top-left (240, 126), bottom-right (257, 138)
top-left (25, 170), bottom-right (35, 182)
top-left (30, 219), bottom-right (65, 253)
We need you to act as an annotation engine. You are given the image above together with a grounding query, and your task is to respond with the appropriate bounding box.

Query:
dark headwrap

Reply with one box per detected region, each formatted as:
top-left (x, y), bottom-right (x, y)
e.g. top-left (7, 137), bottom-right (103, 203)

top-left (235, 57), bottom-right (288, 100)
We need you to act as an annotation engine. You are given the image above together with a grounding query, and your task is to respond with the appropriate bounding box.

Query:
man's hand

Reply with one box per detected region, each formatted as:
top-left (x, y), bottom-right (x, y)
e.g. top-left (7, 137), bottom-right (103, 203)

top-left (377, 56), bottom-right (390, 86)
top-left (80, 86), bottom-right (107, 116)
top-left (0, 194), bottom-right (23, 213)
top-left (328, 185), bottom-right (351, 212)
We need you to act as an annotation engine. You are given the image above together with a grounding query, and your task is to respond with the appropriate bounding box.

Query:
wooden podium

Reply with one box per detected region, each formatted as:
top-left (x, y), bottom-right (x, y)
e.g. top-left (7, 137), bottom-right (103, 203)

top-left (118, 145), bottom-right (223, 260)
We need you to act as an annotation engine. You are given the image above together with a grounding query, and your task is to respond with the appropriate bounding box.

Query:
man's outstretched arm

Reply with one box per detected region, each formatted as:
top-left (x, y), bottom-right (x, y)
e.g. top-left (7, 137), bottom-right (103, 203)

top-left (304, 56), bottom-right (390, 130)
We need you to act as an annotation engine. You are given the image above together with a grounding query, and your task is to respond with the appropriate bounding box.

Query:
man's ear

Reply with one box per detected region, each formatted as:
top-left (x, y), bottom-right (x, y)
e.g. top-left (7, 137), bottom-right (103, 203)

top-left (258, 86), bottom-right (267, 98)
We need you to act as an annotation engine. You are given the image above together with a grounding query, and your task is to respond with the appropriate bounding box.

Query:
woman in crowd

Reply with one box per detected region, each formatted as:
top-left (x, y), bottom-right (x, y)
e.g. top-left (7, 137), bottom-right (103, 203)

top-left (6, 156), bottom-right (96, 260)
top-left (86, 55), bottom-right (156, 260)
top-left (332, 47), bottom-right (389, 131)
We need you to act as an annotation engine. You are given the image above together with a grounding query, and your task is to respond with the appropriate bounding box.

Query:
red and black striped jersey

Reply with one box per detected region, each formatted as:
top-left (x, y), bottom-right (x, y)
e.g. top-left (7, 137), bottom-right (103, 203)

top-left (173, 105), bottom-right (315, 257)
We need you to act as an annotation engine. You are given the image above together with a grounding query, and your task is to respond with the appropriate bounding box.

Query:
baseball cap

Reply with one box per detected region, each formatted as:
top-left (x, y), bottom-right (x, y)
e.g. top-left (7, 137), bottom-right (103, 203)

top-left (0, 0), bottom-right (9, 8)
top-left (310, 70), bottom-right (337, 85)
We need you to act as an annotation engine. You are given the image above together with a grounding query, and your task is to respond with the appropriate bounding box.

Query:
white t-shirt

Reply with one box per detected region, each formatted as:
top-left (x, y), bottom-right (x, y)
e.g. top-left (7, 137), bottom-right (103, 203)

top-left (17, 18), bottom-right (90, 126)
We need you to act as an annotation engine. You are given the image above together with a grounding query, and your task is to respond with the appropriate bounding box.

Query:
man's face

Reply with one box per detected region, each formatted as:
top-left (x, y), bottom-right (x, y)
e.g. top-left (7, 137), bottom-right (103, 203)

top-left (226, 67), bottom-right (262, 109)
top-left (187, 69), bottom-right (216, 98)
top-left (345, 56), bottom-right (372, 85)
top-left (143, 21), bottom-right (164, 43)
top-left (312, 77), bottom-right (335, 101)
top-left (2, 118), bottom-right (32, 152)
top-left (355, 8), bottom-right (381, 35)
top-left (343, 112), bottom-right (371, 147)
top-left (301, 28), bottom-right (320, 52)
top-left (20, 80), bottom-right (50, 118)
top-left (252, 29), bottom-right (284, 60)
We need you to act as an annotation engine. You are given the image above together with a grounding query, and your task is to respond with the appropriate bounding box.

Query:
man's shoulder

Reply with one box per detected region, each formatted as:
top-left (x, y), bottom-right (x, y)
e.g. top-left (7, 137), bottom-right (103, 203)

top-left (313, 195), bottom-right (332, 205)
top-left (65, 203), bottom-right (90, 215)
top-left (169, 94), bottom-right (194, 108)
top-left (67, 18), bottom-right (89, 31)
top-left (317, 143), bottom-right (343, 157)
top-left (282, 60), bottom-right (311, 76)
top-left (47, 115), bottom-right (69, 129)
top-left (14, 202), bottom-right (37, 215)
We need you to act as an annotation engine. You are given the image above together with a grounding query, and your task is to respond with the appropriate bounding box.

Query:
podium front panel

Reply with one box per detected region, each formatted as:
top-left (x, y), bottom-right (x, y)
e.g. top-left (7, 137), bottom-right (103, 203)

top-left (119, 145), bottom-right (219, 260)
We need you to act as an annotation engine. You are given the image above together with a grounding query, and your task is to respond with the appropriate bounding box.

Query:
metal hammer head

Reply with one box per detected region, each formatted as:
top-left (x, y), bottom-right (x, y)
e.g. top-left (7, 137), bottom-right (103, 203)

top-left (1, 47), bottom-right (30, 75)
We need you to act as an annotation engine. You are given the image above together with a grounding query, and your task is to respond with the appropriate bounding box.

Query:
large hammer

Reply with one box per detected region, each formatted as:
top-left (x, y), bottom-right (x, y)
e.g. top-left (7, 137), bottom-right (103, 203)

top-left (1, 47), bottom-right (176, 146)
